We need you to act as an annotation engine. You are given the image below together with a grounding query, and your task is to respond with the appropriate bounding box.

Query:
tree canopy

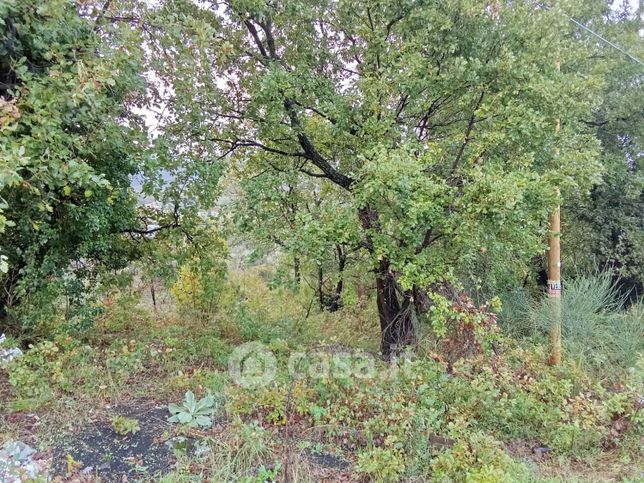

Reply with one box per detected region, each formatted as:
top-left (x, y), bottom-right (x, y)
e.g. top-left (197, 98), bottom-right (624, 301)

top-left (0, 0), bottom-right (147, 329)
top-left (137, 0), bottom-right (607, 354)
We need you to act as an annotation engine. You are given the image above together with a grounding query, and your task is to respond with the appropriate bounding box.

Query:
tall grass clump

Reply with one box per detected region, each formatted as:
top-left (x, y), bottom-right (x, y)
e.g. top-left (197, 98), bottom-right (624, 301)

top-left (499, 273), bottom-right (643, 376)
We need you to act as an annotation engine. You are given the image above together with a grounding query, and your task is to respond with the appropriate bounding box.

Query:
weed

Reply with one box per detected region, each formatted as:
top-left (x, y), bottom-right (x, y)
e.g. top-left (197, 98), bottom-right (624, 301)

top-left (111, 416), bottom-right (141, 436)
top-left (168, 391), bottom-right (216, 428)
top-left (430, 432), bottom-right (533, 482)
top-left (499, 273), bottom-right (643, 377)
top-left (356, 447), bottom-right (405, 482)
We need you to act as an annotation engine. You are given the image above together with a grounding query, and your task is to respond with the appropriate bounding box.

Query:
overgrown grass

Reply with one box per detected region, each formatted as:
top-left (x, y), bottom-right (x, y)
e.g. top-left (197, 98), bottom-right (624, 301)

top-left (499, 273), bottom-right (643, 376)
top-left (159, 416), bottom-right (315, 482)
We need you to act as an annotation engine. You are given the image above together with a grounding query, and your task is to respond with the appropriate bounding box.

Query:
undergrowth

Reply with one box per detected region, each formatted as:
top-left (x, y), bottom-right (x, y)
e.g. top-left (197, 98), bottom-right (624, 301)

top-left (1, 270), bottom-right (642, 481)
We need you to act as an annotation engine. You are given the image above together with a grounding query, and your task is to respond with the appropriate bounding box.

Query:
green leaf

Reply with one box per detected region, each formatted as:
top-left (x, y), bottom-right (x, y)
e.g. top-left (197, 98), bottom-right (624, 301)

top-left (194, 415), bottom-right (212, 428)
top-left (168, 403), bottom-right (182, 414)
top-left (177, 412), bottom-right (192, 424)
top-left (184, 390), bottom-right (196, 411)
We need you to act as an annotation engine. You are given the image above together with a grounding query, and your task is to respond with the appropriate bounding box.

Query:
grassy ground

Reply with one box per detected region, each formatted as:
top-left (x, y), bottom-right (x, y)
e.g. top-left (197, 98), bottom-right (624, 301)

top-left (0, 270), bottom-right (642, 482)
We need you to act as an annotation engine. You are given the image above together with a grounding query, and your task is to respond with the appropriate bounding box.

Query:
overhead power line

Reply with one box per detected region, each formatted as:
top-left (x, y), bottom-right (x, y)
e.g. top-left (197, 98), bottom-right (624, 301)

top-left (567, 16), bottom-right (644, 67)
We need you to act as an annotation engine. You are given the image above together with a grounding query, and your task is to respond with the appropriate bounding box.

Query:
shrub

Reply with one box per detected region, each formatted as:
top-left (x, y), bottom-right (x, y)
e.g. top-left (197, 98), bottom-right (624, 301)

top-left (429, 292), bottom-right (501, 364)
top-left (430, 433), bottom-right (531, 482)
top-left (105, 339), bottom-right (146, 384)
top-left (94, 294), bottom-right (151, 336)
top-left (171, 261), bottom-right (227, 315)
top-left (356, 447), bottom-right (406, 483)
top-left (7, 340), bottom-right (64, 399)
top-left (6, 337), bottom-right (98, 405)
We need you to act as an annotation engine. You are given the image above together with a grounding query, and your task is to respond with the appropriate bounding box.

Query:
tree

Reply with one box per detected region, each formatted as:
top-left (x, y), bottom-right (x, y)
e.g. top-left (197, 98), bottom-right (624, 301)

top-left (564, 1), bottom-right (643, 297)
top-left (0, 0), bottom-right (147, 332)
top-left (231, 164), bottom-right (357, 309)
top-left (143, 0), bottom-right (602, 356)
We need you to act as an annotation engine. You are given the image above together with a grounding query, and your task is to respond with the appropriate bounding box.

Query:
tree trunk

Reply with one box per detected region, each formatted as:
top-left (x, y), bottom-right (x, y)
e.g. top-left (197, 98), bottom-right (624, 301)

top-left (0, 293), bottom-right (7, 330)
top-left (0, 266), bottom-right (20, 335)
top-left (317, 245), bottom-right (347, 312)
top-left (150, 281), bottom-right (157, 311)
top-left (412, 284), bottom-right (431, 315)
top-left (317, 265), bottom-right (324, 310)
top-left (329, 244), bottom-right (346, 312)
top-left (357, 205), bottom-right (416, 357)
top-left (293, 256), bottom-right (301, 286)
top-left (375, 259), bottom-right (416, 358)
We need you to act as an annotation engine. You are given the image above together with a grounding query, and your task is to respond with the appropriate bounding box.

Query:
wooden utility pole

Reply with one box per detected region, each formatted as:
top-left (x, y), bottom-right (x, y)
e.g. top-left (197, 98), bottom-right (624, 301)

top-left (547, 53), bottom-right (562, 365)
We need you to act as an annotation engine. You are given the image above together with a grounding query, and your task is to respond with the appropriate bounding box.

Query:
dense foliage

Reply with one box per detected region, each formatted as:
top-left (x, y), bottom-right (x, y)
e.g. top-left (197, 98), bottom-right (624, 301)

top-left (564, 2), bottom-right (643, 296)
top-left (0, 0), bottom-right (147, 333)
top-left (2, 274), bottom-right (642, 481)
top-left (0, 1), bottom-right (642, 481)
top-left (138, 0), bottom-right (610, 354)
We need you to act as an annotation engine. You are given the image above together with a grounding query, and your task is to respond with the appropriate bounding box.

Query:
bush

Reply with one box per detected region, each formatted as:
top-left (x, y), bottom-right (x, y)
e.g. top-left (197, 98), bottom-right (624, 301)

top-left (356, 447), bottom-right (406, 482)
top-left (95, 293), bottom-right (151, 336)
top-left (6, 337), bottom-right (97, 404)
top-left (172, 260), bottom-right (227, 315)
top-left (430, 433), bottom-right (531, 482)
top-left (226, 340), bottom-right (643, 479)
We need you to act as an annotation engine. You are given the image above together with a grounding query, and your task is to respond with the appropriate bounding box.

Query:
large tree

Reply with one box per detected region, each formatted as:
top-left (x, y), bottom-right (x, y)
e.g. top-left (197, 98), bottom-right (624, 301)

top-left (0, 0), bottom-right (148, 332)
top-left (564, 1), bottom-right (643, 296)
top-left (141, 0), bottom-right (602, 356)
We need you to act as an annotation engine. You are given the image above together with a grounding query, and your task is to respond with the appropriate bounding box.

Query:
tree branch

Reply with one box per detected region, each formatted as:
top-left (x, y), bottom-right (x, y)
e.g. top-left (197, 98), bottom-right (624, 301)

top-left (238, 11), bottom-right (354, 190)
top-left (284, 100), bottom-right (354, 189)
top-left (243, 19), bottom-right (269, 59)
top-left (451, 90), bottom-right (485, 173)
top-left (121, 204), bottom-right (181, 236)
top-left (415, 229), bottom-right (443, 254)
